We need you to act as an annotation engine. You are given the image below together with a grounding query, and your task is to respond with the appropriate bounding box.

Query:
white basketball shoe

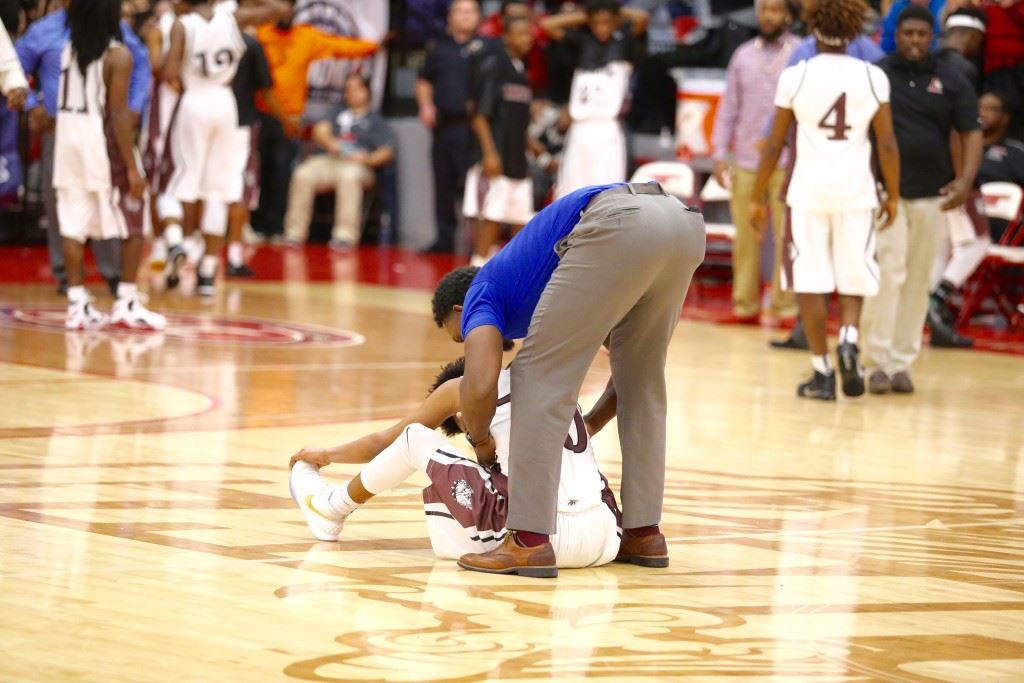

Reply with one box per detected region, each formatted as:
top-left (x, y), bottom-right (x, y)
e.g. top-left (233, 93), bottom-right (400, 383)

top-left (110, 297), bottom-right (167, 331)
top-left (65, 300), bottom-right (109, 330)
top-left (289, 462), bottom-right (345, 541)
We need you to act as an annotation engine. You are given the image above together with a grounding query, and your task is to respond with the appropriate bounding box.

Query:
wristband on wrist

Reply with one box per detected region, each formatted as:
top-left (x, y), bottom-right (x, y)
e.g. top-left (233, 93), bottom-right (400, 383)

top-left (466, 431), bottom-right (488, 448)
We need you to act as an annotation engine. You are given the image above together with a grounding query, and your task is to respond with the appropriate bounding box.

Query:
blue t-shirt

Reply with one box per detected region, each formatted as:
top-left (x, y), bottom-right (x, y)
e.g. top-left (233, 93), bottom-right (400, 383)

top-left (461, 182), bottom-right (622, 340)
top-left (16, 9), bottom-right (151, 116)
top-left (789, 34), bottom-right (885, 66)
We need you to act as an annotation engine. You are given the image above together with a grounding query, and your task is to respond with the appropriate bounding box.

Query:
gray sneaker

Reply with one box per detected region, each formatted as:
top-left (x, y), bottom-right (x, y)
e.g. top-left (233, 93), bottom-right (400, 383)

top-left (868, 370), bottom-right (891, 395)
top-left (891, 371), bottom-right (915, 394)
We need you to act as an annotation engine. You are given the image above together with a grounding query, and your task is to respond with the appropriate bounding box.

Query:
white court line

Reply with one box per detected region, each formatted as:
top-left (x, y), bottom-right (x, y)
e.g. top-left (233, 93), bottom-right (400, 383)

top-left (667, 518), bottom-right (1024, 543)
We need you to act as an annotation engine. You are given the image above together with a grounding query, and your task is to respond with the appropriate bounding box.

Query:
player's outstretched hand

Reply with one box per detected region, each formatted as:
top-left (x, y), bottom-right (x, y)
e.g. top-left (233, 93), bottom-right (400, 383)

top-left (289, 447), bottom-right (333, 470)
top-left (877, 196), bottom-right (899, 229)
top-left (746, 200), bottom-right (767, 241)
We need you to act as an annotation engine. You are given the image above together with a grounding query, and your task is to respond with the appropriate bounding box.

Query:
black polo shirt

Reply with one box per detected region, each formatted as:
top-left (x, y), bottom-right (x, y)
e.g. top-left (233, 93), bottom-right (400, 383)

top-left (419, 34), bottom-right (498, 122)
top-left (471, 49), bottom-right (532, 179)
top-left (877, 53), bottom-right (981, 199)
top-left (233, 34), bottom-right (274, 128)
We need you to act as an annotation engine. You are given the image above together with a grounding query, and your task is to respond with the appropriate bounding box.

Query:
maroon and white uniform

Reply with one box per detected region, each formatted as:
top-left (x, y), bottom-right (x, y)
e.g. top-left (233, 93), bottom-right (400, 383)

top-left (362, 369), bottom-right (621, 568)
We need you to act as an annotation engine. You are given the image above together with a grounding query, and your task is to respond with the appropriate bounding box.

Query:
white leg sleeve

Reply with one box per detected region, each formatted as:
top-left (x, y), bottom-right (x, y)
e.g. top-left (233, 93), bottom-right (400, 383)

top-left (359, 424), bottom-right (450, 495)
top-left (943, 235), bottom-right (990, 288)
top-left (201, 200), bottom-right (228, 237)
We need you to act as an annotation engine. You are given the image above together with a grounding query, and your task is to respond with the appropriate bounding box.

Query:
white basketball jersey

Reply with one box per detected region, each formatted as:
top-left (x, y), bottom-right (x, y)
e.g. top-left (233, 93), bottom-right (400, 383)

top-left (53, 43), bottom-right (114, 192)
top-left (775, 53), bottom-right (890, 211)
top-left (490, 370), bottom-right (607, 513)
top-left (568, 61), bottom-right (632, 122)
top-left (179, 4), bottom-right (245, 90)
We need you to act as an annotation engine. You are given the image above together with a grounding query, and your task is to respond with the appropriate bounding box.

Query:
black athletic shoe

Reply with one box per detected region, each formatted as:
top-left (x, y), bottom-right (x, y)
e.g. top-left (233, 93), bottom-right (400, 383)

top-left (836, 342), bottom-right (865, 397)
top-left (227, 263), bottom-right (254, 278)
top-left (770, 318), bottom-right (809, 350)
top-left (797, 371), bottom-right (836, 401)
top-left (927, 306), bottom-right (974, 348)
top-left (420, 241), bottom-right (453, 254)
top-left (165, 245), bottom-right (186, 289)
top-left (196, 273), bottom-right (216, 297)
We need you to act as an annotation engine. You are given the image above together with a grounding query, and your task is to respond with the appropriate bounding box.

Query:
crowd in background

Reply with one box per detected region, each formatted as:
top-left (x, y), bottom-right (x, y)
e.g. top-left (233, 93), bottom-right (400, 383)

top-left (0, 0), bottom-right (1021, 351)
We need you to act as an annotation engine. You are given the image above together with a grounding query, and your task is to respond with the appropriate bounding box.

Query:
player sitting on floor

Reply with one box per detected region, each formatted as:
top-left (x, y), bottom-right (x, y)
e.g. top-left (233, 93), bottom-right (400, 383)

top-left (288, 358), bottom-right (622, 574)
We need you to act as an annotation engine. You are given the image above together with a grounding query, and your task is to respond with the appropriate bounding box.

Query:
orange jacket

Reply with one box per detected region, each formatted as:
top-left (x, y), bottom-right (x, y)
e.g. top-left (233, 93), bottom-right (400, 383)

top-left (256, 24), bottom-right (377, 116)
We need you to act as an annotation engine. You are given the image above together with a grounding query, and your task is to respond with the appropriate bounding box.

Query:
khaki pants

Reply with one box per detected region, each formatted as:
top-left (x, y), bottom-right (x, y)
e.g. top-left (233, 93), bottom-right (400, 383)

top-left (861, 197), bottom-right (946, 375)
top-left (283, 155), bottom-right (373, 244)
top-left (507, 185), bottom-right (706, 533)
top-left (730, 167), bottom-right (796, 317)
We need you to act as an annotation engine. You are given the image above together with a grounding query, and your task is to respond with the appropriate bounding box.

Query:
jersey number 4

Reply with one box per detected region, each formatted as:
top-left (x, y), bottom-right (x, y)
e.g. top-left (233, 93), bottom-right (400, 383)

top-left (818, 93), bottom-right (851, 141)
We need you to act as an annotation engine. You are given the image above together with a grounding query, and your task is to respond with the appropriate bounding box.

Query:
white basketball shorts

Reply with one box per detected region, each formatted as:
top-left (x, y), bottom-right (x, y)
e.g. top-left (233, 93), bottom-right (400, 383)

top-left (167, 87), bottom-right (247, 204)
top-left (57, 188), bottom-right (129, 243)
top-left (463, 165), bottom-right (534, 226)
top-left (784, 207), bottom-right (880, 296)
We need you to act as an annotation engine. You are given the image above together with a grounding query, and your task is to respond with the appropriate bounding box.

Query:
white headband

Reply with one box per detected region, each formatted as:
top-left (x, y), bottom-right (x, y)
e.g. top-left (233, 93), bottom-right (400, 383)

top-left (813, 30), bottom-right (848, 47)
top-left (945, 15), bottom-right (986, 33)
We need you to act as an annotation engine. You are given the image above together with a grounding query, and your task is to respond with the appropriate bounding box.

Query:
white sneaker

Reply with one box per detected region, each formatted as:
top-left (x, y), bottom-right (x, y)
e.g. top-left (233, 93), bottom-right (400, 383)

top-left (110, 298), bottom-right (167, 331)
top-left (65, 300), bottom-right (109, 330)
top-left (289, 462), bottom-right (344, 541)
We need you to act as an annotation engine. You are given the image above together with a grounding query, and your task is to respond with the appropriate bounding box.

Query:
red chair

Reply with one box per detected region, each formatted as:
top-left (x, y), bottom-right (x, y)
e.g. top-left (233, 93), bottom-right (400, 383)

top-left (956, 182), bottom-right (1024, 330)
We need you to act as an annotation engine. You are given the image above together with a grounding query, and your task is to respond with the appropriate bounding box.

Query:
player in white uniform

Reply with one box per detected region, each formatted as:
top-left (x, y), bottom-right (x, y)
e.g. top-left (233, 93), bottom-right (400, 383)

top-left (54, 0), bottom-right (157, 330)
top-left (540, 0), bottom-right (648, 198)
top-left (749, 0), bottom-right (901, 401)
top-left (163, 0), bottom-right (286, 294)
top-left (288, 359), bottom-right (621, 577)
top-left (142, 6), bottom-right (183, 276)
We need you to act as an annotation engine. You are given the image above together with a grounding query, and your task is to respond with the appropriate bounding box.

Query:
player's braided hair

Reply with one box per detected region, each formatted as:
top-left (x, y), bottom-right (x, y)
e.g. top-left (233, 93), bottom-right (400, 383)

top-left (428, 358), bottom-right (467, 437)
top-left (67, 0), bottom-right (124, 76)
top-left (808, 0), bottom-right (868, 45)
top-left (431, 267), bottom-right (480, 328)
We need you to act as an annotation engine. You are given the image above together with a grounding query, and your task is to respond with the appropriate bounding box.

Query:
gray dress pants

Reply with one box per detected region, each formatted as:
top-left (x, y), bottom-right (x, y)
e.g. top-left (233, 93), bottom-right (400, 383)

top-left (508, 183), bottom-right (706, 534)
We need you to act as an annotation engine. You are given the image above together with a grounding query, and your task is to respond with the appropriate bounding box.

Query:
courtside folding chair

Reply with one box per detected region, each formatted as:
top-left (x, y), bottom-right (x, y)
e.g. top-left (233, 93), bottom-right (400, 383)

top-left (956, 182), bottom-right (1024, 330)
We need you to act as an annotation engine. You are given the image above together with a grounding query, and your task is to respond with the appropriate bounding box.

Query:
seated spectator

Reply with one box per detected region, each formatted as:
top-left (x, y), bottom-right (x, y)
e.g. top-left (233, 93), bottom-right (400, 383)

top-left (283, 73), bottom-right (395, 250)
top-left (975, 89), bottom-right (1024, 240)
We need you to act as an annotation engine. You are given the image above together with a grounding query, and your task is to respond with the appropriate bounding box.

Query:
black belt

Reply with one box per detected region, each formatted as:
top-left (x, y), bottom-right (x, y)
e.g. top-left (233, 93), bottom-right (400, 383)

top-left (604, 182), bottom-right (667, 196)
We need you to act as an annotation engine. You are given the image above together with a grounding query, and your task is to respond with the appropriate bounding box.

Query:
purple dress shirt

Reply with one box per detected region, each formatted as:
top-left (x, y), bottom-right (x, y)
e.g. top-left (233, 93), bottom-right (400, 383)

top-left (711, 33), bottom-right (799, 172)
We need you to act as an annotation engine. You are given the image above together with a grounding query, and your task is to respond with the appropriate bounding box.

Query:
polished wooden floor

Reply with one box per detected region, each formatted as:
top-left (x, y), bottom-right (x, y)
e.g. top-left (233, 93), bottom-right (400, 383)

top-left (1, 256), bottom-right (1023, 682)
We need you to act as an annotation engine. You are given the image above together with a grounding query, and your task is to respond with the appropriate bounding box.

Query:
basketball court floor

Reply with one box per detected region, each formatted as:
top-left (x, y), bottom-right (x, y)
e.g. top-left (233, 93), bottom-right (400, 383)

top-left (1, 245), bottom-right (1022, 682)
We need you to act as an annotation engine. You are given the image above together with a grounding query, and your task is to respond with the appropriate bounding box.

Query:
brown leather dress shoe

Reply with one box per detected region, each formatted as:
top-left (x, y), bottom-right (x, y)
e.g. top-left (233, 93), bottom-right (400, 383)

top-left (458, 533), bottom-right (558, 578)
top-left (615, 530), bottom-right (669, 568)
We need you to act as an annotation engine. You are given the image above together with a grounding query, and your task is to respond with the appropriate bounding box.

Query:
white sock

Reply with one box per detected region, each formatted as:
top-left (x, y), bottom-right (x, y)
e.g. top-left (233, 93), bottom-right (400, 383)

top-left (67, 285), bottom-right (88, 304)
top-left (812, 354), bottom-right (833, 375)
top-left (163, 223), bottom-right (184, 248)
top-left (323, 484), bottom-right (361, 520)
top-left (228, 242), bottom-right (244, 268)
top-left (150, 237), bottom-right (168, 261)
top-left (199, 254), bottom-right (218, 278)
top-left (839, 325), bottom-right (859, 345)
top-left (185, 234), bottom-right (205, 266)
top-left (116, 282), bottom-right (137, 301)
